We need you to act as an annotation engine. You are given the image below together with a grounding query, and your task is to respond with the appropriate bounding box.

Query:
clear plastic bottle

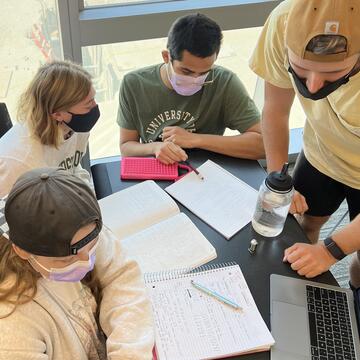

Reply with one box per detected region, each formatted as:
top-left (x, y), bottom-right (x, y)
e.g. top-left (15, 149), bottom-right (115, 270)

top-left (252, 163), bottom-right (294, 237)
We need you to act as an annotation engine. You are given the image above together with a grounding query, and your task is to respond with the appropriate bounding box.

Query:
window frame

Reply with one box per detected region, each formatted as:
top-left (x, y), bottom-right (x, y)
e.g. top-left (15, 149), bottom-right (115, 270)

top-left (57, 0), bottom-right (281, 63)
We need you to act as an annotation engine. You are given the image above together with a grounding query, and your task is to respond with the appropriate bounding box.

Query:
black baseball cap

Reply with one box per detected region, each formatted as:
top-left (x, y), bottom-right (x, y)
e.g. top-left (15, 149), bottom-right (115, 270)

top-left (5, 167), bottom-right (102, 257)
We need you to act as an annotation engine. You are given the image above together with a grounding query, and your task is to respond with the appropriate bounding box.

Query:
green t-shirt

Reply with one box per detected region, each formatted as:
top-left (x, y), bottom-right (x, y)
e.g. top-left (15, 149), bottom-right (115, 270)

top-left (117, 64), bottom-right (260, 143)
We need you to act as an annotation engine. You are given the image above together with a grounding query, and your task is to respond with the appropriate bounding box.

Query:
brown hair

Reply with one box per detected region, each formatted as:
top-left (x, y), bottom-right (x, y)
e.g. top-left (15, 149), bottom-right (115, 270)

top-left (306, 35), bottom-right (347, 55)
top-left (17, 60), bottom-right (92, 147)
top-left (0, 235), bottom-right (102, 320)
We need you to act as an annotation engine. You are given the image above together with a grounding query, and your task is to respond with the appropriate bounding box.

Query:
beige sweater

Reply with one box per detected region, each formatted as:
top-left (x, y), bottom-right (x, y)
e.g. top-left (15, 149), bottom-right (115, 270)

top-left (0, 123), bottom-right (92, 197)
top-left (0, 226), bottom-right (155, 359)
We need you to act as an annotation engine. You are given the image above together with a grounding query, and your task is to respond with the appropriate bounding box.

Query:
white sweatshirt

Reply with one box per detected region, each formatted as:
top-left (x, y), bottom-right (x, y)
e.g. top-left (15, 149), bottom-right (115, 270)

top-left (0, 226), bottom-right (155, 360)
top-left (0, 123), bottom-right (91, 197)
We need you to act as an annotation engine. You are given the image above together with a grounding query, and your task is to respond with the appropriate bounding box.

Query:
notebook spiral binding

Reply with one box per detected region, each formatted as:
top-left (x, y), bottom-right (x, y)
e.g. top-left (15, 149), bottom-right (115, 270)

top-left (144, 261), bottom-right (237, 283)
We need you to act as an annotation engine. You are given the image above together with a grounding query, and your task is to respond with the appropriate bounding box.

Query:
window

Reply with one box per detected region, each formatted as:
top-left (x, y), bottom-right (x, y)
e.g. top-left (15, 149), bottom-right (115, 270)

top-left (84, 0), bottom-right (163, 6)
top-left (84, 37), bottom-right (167, 158)
top-left (84, 26), bottom-right (305, 159)
top-left (0, 0), bottom-right (62, 121)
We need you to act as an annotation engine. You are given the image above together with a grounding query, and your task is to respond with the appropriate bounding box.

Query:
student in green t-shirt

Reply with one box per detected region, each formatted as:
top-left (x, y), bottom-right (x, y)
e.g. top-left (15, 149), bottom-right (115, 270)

top-left (117, 13), bottom-right (264, 164)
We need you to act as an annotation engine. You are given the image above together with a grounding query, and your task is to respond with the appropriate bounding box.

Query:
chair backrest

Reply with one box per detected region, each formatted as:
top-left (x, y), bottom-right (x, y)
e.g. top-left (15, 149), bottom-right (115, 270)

top-left (0, 103), bottom-right (13, 138)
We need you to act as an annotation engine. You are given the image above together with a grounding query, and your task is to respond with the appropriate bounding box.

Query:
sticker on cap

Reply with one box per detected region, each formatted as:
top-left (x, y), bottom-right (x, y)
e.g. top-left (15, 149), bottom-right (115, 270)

top-left (324, 21), bottom-right (339, 34)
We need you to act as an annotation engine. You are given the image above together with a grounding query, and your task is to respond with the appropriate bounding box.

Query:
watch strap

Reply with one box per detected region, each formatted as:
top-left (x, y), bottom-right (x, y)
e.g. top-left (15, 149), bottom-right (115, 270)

top-left (324, 237), bottom-right (346, 261)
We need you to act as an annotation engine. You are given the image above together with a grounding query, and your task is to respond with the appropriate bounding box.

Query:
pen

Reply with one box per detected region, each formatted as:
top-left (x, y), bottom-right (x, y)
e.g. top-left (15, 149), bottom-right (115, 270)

top-left (190, 280), bottom-right (242, 310)
top-left (183, 160), bottom-right (204, 180)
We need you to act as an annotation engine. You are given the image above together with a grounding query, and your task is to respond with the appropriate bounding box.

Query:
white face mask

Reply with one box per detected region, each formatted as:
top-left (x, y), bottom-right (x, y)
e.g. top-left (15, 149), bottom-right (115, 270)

top-left (166, 61), bottom-right (210, 96)
top-left (29, 241), bottom-right (98, 282)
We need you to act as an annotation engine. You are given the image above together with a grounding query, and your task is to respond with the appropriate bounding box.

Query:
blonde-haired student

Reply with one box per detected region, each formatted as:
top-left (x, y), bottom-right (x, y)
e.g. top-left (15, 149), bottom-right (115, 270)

top-left (0, 167), bottom-right (154, 360)
top-left (0, 60), bottom-right (100, 197)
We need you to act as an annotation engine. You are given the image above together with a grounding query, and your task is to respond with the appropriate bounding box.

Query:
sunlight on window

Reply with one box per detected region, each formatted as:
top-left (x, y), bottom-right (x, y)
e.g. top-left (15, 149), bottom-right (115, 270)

top-left (0, 0), bottom-right (62, 121)
top-left (84, 27), bottom-right (305, 159)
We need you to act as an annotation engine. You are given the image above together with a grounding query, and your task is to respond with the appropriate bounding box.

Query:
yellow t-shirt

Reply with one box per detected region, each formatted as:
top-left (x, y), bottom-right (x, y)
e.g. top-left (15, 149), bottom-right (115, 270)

top-left (249, 0), bottom-right (360, 189)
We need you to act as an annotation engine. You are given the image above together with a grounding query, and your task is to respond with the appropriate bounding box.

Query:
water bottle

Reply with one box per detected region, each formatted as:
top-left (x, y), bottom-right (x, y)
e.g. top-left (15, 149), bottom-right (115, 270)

top-left (252, 163), bottom-right (294, 237)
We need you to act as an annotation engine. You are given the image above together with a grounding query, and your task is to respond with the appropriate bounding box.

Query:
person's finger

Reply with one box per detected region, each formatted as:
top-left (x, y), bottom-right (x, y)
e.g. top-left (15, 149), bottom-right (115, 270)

top-left (161, 143), bottom-right (184, 162)
top-left (297, 264), bottom-right (314, 277)
top-left (287, 246), bottom-right (312, 266)
top-left (157, 146), bottom-right (175, 164)
top-left (162, 131), bottom-right (173, 141)
top-left (283, 244), bottom-right (298, 262)
top-left (299, 196), bottom-right (309, 215)
top-left (290, 191), bottom-right (308, 214)
top-left (156, 154), bottom-right (172, 164)
top-left (304, 270), bottom-right (320, 278)
top-left (294, 194), bottom-right (307, 214)
top-left (168, 141), bottom-right (182, 154)
top-left (289, 200), bottom-right (297, 214)
top-left (290, 196), bottom-right (302, 214)
top-left (290, 255), bottom-right (310, 271)
top-left (162, 127), bottom-right (174, 136)
top-left (165, 135), bottom-right (176, 144)
top-left (168, 144), bottom-right (188, 162)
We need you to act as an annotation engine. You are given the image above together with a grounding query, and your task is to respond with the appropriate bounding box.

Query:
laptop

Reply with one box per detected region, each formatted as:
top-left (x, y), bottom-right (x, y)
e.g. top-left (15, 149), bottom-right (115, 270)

top-left (270, 274), bottom-right (360, 360)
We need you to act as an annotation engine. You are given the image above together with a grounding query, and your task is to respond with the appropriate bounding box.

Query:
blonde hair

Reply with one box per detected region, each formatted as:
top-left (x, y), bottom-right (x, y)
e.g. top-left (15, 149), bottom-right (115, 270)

top-left (0, 234), bottom-right (102, 320)
top-left (17, 60), bottom-right (92, 147)
top-left (306, 35), bottom-right (347, 55)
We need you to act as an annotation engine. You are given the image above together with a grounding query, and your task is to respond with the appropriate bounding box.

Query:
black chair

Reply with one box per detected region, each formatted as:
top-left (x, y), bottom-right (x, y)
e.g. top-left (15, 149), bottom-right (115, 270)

top-left (0, 103), bottom-right (12, 138)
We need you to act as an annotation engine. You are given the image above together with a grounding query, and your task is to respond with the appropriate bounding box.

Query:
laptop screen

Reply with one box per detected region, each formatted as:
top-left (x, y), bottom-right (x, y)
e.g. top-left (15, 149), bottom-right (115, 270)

top-left (353, 287), bottom-right (360, 337)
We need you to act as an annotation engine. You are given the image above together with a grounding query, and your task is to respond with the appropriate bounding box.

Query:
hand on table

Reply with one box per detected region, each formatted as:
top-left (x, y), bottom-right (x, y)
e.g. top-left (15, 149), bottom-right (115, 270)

top-left (283, 242), bottom-right (337, 278)
top-left (162, 126), bottom-right (197, 148)
top-left (154, 141), bottom-right (188, 165)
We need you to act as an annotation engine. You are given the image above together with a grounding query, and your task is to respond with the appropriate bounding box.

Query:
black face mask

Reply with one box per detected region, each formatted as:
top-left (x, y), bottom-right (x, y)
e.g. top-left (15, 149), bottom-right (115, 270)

top-left (288, 65), bottom-right (351, 101)
top-left (67, 105), bottom-right (100, 132)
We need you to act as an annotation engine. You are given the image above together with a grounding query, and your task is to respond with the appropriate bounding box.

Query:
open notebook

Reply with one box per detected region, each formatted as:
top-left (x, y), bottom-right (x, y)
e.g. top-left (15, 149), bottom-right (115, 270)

top-left (98, 180), bottom-right (217, 273)
top-left (145, 263), bottom-right (274, 360)
top-left (165, 160), bottom-right (259, 239)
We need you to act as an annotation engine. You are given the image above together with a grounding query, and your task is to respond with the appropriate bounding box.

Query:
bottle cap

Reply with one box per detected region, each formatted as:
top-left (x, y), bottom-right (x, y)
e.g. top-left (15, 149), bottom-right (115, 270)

top-left (265, 163), bottom-right (293, 193)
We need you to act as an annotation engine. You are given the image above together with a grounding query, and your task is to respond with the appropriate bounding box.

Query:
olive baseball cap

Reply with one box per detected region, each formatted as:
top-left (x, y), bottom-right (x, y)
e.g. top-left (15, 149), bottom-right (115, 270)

top-left (5, 168), bottom-right (102, 257)
top-left (285, 0), bottom-right (360, 62)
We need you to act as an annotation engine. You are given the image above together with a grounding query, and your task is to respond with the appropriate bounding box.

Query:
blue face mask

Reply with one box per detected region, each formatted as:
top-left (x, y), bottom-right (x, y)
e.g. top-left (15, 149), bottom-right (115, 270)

top-left (66, 105), bottom-right (100, 132)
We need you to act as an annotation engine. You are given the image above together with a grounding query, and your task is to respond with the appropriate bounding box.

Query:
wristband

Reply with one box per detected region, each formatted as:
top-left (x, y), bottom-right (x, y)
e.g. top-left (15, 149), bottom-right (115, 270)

top-left (324, 237), bottom-right (346, 261)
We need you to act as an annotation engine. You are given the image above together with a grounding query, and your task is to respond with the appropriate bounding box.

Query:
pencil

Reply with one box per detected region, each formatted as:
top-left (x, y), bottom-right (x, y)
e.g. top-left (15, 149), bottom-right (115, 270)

top-left (183, 160), bottom-right (204, 180)
top-left (190, 280), bottom-right (242, 310)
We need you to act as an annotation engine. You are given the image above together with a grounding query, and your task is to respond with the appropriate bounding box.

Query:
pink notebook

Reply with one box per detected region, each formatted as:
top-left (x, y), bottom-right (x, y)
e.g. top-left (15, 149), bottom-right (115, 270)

top-left (120, 157), bottom-right (191, 181)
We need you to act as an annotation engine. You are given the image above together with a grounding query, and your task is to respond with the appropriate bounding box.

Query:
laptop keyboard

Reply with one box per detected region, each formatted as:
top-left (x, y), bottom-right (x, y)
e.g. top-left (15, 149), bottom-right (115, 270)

top-left (307, 285), bottom-right (356, 360)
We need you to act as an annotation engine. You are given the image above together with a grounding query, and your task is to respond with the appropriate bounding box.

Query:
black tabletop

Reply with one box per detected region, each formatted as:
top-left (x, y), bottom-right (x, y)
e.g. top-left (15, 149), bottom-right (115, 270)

top-left (91, 149), bottom-right (338, 360)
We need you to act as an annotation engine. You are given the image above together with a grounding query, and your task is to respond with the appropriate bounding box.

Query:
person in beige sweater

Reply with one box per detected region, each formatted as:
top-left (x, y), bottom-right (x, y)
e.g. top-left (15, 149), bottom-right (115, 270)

top-left (0, 167), bottom-right (154, 360)
top-left (0, 60), bottom-right (100, 197)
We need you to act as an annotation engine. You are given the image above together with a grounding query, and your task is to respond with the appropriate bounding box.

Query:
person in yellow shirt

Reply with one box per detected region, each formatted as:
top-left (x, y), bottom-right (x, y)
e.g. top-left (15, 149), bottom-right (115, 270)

top-left (250, 0), bottom-right (360, 286)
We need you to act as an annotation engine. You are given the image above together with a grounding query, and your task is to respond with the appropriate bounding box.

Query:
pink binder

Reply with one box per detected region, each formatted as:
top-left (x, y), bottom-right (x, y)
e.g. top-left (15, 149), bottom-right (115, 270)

top-left (120, 157), bottom-right (191, 181)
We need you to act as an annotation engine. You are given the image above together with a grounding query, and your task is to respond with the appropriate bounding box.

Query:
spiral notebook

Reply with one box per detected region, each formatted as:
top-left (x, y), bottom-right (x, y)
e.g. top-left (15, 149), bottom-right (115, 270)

top-left (145, 263), bottom-right (274, 360)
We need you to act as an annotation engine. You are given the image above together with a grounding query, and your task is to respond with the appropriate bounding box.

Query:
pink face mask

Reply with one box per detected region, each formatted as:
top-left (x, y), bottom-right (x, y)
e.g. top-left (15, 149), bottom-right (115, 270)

top-left (166, 61), bottom-right (210, 96)
top-left (29, 242), bottom-right (98, 282)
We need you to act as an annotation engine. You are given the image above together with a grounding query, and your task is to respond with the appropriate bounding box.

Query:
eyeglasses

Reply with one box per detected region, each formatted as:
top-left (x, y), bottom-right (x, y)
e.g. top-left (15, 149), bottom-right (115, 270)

top-left (203, 72), bottom-right (215, 86)
top-left (168, 60), bottom-right (215, 86)
top-left (175, 71), bottom-right (214, 86)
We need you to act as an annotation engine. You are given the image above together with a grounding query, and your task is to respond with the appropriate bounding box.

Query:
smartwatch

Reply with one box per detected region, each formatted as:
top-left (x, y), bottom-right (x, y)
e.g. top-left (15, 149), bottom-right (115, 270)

top-left (324, 237), bottom-right (346, 261)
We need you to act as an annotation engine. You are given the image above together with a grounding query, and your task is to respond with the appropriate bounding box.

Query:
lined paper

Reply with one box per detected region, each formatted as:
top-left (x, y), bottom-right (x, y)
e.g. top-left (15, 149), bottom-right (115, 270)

top-left (165, 160), bottom-right (258, 239)
top-left (122, 213), bottom-right (217, 273)
top-left (99, 180), bottom-right (179, 240)
top-left (146, 264), bottom-right (274, 360)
